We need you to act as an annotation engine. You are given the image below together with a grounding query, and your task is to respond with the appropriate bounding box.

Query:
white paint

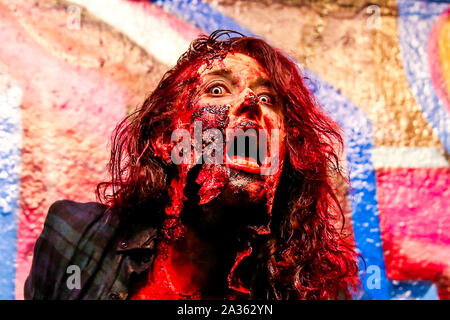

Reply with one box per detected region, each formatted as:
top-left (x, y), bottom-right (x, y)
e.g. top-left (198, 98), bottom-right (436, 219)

top-left (371, 146), bottom-right (449, 168)
top-left (0, 72), bottom-right (23, 215)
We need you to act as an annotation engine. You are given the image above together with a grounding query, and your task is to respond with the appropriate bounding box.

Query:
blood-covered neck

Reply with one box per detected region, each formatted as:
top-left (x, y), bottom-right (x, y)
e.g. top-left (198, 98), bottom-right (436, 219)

top-left (130, 219), bottom-right (242, 300)
top-left (129, 169), bottom-right (272, 300)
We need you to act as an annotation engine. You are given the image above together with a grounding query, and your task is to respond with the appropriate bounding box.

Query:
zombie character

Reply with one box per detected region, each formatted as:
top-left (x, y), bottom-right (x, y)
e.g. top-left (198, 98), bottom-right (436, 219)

top-left (25, 30), bottom-right (360, 300)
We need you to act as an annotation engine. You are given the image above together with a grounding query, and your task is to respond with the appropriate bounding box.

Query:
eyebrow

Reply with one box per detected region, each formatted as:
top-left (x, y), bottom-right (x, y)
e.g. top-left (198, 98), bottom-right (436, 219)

top-left (203, 68), bottom-right (233, 80)
top-left (203, 68), bottom-right (274, 90)
top-left (251, 78), bottom-right (275, 91)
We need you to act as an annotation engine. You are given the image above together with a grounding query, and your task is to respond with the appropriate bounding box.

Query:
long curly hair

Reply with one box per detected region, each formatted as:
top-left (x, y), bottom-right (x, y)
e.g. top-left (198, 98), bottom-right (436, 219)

top-left (97, 30), bottom-right (361, 300)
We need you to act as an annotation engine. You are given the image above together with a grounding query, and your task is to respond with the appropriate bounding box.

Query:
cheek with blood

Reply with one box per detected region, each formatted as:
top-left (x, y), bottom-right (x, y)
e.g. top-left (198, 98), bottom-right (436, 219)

top-left (190, 104), bottom-right (232, 205)
top-left (164, 104), bottom-right (232, 222)
top-left (190, 104), bottom-right (230, 131)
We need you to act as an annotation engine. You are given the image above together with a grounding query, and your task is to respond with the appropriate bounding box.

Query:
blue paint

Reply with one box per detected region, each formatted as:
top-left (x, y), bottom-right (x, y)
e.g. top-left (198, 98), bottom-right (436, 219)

top-left (153, 0), bottom-right (253, 36)
top-left (421, 284), bottom-right (439, 300)
top-left (390, 280), bottom-right (439, 300)
top-left (421, 0), bottom-right (450, 3)
top-left (0, 76), bottom-right (22, 300)
top-left (303, 71), bottom-right (391, 299)
top-left (397, 0), bottom-right (450, 152)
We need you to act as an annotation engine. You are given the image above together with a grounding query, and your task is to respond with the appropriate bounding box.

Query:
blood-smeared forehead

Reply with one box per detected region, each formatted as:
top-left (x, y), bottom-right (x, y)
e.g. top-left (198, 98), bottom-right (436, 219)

top-left (198, 52), bottom-right (271, 86)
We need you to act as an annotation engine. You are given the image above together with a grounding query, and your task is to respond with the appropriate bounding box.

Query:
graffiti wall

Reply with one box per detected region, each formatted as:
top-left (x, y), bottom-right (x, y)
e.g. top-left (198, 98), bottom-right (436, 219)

top-left (0, 0), bottom-right (448, 300)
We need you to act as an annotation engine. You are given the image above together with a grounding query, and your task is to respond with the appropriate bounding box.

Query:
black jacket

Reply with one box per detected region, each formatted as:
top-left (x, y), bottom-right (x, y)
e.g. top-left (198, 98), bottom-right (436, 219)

top-left (25, 200), bottom-right (158, 300)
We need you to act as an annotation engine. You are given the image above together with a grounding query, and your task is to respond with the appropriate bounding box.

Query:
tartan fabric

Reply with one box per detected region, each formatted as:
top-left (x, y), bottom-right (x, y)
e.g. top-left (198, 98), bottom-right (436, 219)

top-left (24, 200), bottom-right (157, 300)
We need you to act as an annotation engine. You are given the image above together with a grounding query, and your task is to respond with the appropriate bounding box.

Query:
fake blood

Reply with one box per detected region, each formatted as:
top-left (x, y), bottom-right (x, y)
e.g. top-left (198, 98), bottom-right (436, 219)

top-left (133, 61), bottom-right (236, 299)
top-left (130, 242), bottom-right (201, 300)
top-left (227, 246), bottom-right (253, 294)
top-left (131, 53), bottom-right (285, 299)
top-left (195, 164), bottom-right (230, 205)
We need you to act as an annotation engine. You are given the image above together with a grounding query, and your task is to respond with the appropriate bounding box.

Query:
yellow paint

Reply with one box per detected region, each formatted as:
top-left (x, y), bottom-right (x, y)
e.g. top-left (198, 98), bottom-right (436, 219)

top-left (438, 18), bottom-right (450, 96)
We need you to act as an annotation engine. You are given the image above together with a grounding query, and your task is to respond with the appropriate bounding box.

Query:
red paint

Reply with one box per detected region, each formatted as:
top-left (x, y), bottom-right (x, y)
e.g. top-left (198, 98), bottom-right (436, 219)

top-left (0, 5), bottom-right (128, 299)
top-left (376, 168), bottom-right (450, 298)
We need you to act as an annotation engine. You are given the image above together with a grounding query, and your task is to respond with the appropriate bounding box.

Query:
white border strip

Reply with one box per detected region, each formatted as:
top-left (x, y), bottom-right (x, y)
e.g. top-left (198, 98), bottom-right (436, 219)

top-left (371, 146), bottom-right (449, 168)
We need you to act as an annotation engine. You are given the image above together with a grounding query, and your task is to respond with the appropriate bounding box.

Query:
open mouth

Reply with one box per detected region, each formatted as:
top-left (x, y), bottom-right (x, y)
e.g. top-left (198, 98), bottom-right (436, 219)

top-left (225, 126), bottom-right (269, 174)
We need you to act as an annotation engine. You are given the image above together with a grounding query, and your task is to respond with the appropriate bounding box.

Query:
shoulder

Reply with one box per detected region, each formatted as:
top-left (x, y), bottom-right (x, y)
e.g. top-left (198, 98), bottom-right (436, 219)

top-left (44, 200), bottom-right (110, 235)
top-left (40, 200), bottom-right (116, 250)
top-left (47, 199), bottom-right (109, 221)
top-left (24, 200), bottom-right (119, 299)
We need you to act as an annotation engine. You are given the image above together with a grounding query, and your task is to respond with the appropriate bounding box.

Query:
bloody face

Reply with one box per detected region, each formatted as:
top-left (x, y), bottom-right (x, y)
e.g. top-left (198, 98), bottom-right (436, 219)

top-left (159, 52), bottom-right (286, 227)
top-left (188, 53), bottom-right (286, 208)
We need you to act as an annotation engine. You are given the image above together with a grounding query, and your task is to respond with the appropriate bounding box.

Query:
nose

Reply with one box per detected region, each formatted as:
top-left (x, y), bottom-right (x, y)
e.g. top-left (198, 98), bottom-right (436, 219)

top-left (230, 89), bottom-right (262, 121)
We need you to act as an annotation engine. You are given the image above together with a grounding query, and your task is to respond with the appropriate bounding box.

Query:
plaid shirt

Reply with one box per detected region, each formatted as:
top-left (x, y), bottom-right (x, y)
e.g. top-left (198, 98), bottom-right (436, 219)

top-left (24, 200), bottom-right (158, 300)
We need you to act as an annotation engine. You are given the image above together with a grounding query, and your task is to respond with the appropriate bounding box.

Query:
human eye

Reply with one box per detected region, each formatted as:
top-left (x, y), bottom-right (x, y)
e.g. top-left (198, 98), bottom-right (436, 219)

top-left (258, 93), bottom-right (274, 105)
top-left (206, 83), bottom-right (228, 96)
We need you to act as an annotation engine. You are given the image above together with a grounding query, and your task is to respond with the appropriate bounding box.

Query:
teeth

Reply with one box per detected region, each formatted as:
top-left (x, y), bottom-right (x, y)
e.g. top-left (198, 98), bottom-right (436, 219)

top-left (232, 157), bottom-right (260, 167)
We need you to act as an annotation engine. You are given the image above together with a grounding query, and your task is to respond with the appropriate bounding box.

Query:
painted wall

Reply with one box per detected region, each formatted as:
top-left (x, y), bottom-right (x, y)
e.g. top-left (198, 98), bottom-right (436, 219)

top-left (0, 0), bottom-right (448, 300)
